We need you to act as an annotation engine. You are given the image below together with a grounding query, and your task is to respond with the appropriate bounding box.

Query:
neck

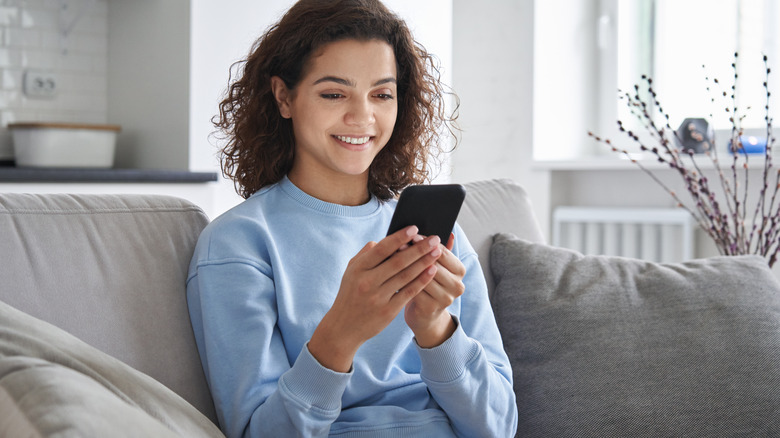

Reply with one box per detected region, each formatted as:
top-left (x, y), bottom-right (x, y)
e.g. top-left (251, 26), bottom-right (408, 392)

top-left (287, 170), bottom-right (371, 206)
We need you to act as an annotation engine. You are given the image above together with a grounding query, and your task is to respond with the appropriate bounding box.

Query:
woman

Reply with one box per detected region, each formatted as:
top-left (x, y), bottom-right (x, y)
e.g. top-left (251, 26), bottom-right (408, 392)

top-left (186, 1), bottom-right (517, 436)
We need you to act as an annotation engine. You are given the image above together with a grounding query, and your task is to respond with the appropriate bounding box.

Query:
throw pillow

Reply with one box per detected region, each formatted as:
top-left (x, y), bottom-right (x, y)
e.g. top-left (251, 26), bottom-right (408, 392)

top-left (490, 233), bottom-right (780, 438)
top-left (0, 356), bottom-right (181, 437)
top-left (0, 299), bottom-right (224, 438)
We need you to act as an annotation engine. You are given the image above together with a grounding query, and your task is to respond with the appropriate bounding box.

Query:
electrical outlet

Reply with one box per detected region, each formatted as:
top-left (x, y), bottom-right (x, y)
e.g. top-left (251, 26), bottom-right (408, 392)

top-left (23, 70), bottom-right (58, 99)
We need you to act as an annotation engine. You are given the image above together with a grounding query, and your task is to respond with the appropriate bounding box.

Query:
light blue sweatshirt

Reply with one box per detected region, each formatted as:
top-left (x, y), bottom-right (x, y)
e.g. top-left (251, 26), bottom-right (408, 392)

top-left (186, 176), bottom-right (517, 438)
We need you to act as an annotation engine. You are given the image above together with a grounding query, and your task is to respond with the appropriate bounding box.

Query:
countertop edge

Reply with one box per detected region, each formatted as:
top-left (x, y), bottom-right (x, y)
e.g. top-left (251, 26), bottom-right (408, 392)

top-left (0, 167), bottom-right (219, 183)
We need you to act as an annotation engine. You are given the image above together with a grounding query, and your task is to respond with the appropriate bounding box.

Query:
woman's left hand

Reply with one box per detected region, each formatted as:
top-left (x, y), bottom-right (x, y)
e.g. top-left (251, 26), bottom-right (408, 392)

top-left (404, 233), bottom-right (465, 348)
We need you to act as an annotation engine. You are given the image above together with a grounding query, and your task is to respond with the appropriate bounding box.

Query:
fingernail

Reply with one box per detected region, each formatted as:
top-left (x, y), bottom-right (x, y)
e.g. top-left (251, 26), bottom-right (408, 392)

top-left (413, 235), bottom-right (424, 243)
top-left (431, 247), bottom-right (442, 257)
top-left (406, 226), bottom-right (418, 236)
top-left (429, 236), bottom-right (441, 247)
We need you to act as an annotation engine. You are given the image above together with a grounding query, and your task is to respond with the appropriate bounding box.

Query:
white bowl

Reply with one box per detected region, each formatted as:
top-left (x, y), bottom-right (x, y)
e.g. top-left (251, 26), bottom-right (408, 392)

top-left (8, 122), bottom-right (121, 168)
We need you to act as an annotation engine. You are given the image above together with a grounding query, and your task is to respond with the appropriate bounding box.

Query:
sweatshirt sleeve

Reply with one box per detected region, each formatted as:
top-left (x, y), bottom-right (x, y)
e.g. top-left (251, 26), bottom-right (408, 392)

top-left (187, 257), bottom-right (351, 438)
top-left (415, 229), bottom-right (518, 438)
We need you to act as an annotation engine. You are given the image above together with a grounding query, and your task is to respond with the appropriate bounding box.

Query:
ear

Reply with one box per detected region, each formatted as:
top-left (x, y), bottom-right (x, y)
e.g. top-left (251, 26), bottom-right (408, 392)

top-left (270, 76), bottom-right (293, 119)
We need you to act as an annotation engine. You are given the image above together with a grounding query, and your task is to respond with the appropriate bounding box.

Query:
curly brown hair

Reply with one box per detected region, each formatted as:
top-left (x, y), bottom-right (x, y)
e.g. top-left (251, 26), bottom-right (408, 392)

top-left (215, 0), bottom-right (459, 200)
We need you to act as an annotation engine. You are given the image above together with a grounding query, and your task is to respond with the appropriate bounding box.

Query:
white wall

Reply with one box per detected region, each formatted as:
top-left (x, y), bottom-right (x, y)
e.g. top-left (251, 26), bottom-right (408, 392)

top-left (107, 0), bottom-right (190, 170)
top-left (449, 0), bottom-right (551, 237)
top-left (0, 0), bottom-right (109, 160)
top-left (533, 0), bottom-right (602, 160)
top-left (189, 0), bottom-right (291, 216)
top-left (384, 0), bottom-right (453, 183)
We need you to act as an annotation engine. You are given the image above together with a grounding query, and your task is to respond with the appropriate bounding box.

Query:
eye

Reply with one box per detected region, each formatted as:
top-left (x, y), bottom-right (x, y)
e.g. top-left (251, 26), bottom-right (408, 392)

top-left (320, 93), bottom-right (344, 100)
top-left (374, 93), bottom-right (395, 101)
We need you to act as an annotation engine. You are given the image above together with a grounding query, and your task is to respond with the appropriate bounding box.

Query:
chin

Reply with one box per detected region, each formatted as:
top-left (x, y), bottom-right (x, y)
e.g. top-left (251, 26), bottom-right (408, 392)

top-left (335, 158), bottom-right (377, 176)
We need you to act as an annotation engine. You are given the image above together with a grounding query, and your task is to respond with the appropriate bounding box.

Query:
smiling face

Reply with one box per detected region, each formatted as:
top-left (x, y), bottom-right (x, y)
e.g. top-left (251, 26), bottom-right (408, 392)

top-left (271, 38), bottom-right (398, 204)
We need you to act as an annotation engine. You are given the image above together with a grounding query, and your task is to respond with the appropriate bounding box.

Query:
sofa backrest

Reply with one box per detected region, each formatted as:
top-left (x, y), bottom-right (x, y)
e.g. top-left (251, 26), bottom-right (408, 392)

top-left (0, 193), bottom-right (217, 423)
top-left (0, 179), bottom-right (542, 425)
top-left (460, 179), bottom-right (545, 298)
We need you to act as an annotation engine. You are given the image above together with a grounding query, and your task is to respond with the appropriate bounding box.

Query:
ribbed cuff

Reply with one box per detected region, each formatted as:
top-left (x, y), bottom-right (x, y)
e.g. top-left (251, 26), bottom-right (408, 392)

top-left (416, 315), bottom-right (480, 383)
top-left (278, 343), bottom-right (353, 412)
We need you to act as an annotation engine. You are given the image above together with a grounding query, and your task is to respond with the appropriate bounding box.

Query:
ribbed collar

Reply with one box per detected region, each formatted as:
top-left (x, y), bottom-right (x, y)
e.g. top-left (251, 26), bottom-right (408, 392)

top-left (278, 175), bottom-right (382, 218)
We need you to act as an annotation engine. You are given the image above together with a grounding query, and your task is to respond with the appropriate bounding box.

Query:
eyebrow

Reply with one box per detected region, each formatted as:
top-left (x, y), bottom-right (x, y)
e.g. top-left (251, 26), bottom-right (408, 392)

top-left (312, 76), bottom-right (397, 87)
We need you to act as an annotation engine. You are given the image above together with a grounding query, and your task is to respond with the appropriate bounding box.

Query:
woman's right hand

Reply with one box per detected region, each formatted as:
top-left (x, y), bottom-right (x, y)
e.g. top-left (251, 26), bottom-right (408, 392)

top-left (308, 225), bottom-right (442, 372)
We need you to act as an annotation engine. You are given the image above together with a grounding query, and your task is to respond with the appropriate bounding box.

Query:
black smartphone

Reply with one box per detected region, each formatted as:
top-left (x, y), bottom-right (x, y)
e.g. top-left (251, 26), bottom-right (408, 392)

top-left (386, 184), bottom-right (467, 244)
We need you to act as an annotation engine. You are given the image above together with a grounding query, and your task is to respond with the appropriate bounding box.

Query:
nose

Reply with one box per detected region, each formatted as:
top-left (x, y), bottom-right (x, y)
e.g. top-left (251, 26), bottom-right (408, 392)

top-left (344, 97), bottom-right (375, 127)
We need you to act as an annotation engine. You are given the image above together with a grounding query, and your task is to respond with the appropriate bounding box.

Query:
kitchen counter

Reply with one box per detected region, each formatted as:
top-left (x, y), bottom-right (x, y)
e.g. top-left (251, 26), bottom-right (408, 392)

top-left (0, 167), bottom-right (218, 183)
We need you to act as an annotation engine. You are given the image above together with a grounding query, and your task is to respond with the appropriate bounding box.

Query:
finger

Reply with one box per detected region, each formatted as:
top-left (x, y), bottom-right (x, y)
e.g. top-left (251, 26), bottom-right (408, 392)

top-left (361, 226), bottom-right (419, 269)
top-left (382, 238), bottom-right (442, 292)
top-left (392, 264), bottom-right (438, 305)
top-left (355, 240), bottom-right (378, 258)
top-left (397, 234), bottom-right (425, 252)
top-left (422, 257), bottom-right (465, 304)
top-left (407, 289), bottom-right (439, 314)
top-left (446, 233), bottom-right (455, 251)
top-left (422, 266), bottom-right (452, 302)
top-left (431, 245), bottom-right (465, 278)
top-left (379, 234), bottom-right (440, 285)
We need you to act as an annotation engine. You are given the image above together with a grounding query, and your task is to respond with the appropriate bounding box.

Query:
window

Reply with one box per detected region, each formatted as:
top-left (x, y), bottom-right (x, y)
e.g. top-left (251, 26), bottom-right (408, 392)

top-left (615, 0), bottom-right (780, 146)
top-left (533, 0), bottom-right (780, 161)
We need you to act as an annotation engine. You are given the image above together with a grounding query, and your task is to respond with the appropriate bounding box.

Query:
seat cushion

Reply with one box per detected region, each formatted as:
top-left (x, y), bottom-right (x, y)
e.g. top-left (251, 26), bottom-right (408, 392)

top-left (490, 234), bottom-right (780, 437)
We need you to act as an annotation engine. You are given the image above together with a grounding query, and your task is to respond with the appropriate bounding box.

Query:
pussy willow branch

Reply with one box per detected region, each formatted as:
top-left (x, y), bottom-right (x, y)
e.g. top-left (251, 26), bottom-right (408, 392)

top-left (622, 82), bottom-right (718, 226)
top-left (589, 52), bottom-right (778, 266)
top-left (627, 78), bottom-right (735, 250)
top-left (749, 55), bottom-right (774, 253)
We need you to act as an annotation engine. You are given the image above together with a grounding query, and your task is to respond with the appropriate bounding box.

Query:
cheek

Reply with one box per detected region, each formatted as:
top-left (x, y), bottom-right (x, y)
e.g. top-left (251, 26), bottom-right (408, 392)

top-left (381, 106), bottom-right (399, 134)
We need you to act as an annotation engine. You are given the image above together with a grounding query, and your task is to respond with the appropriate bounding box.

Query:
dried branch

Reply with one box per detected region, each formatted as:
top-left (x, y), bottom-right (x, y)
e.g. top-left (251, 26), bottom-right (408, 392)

top-left (589, 52), bottom-right (778, 266)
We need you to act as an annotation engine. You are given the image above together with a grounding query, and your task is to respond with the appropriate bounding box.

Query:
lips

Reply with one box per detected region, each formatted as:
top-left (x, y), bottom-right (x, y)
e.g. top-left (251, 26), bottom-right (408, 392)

top-left (335, 135), bottom-right (371, 145)
top-left (333, 135), bottom-right (375, 152)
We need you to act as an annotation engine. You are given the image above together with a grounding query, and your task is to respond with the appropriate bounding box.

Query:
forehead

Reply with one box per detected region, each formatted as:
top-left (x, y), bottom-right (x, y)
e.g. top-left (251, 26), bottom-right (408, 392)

top-left (303, 39), bottom-right (397, 83)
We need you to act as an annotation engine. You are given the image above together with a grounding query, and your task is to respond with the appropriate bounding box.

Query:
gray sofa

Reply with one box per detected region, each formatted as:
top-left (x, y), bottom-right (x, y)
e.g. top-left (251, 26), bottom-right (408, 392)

top-left (1, 178), bottom-right (779, 437)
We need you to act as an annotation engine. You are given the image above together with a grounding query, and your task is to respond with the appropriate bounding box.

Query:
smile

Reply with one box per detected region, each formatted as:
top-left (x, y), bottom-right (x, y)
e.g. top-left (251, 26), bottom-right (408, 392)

top-left (335, 135), bottom-right (371, 145)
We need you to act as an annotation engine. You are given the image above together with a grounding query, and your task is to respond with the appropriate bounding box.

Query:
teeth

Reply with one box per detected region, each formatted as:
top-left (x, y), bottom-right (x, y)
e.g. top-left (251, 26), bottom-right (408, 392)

top-left (336, 135), bottom-right (370, 145)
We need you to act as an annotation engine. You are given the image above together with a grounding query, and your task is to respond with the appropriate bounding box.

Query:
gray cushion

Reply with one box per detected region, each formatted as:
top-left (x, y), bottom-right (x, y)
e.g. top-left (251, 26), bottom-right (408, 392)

top-left (0, 298), bottom-right (224, 437)
top-left (459, 179), bottom-right (545, 298)
top-left (490, 234), bottom-right (780, 437)
top-left (0, 193), bottom-right (216, 422)
top-left (0, 357), bottom-right (182, 437)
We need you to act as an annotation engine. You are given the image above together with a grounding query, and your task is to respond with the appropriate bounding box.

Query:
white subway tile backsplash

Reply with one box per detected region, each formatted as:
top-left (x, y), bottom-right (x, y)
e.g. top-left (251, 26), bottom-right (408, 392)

top-left (4, 27), bottom-right (41, 47)
top-left (21, 7), bottom-right (57, 29)
top-left (20, 49), bottom-right (57, 68)
top-left (58, 91), bottom-right (107, 113)
top-left (65, 32), bottom-right (106, 55)
top-left (63, 71), bottom-right (104, 91)
top-left (0, 0), bottom-right (108, 114)
top-left (39, 28), bottom-right (60, 50)
top-left (0, 48), bottom-right (21, 67)
top-left (0, 67), bottom-right (20, 89)
top-left (59, 51), bottom-right (96, 72)
top-left (0, 89), bottom-right (21, 107)
top-left (14, 1), bottom-right (49, 10)
top-left (0, 0), bottom-right (108, 159)
top-left (0, 7), bottom-right (19, 27)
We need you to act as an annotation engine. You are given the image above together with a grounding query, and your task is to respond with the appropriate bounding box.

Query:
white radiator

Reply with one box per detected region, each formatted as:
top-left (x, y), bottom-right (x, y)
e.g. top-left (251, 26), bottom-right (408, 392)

top-left (552, 207), bottom-right (694, 262)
